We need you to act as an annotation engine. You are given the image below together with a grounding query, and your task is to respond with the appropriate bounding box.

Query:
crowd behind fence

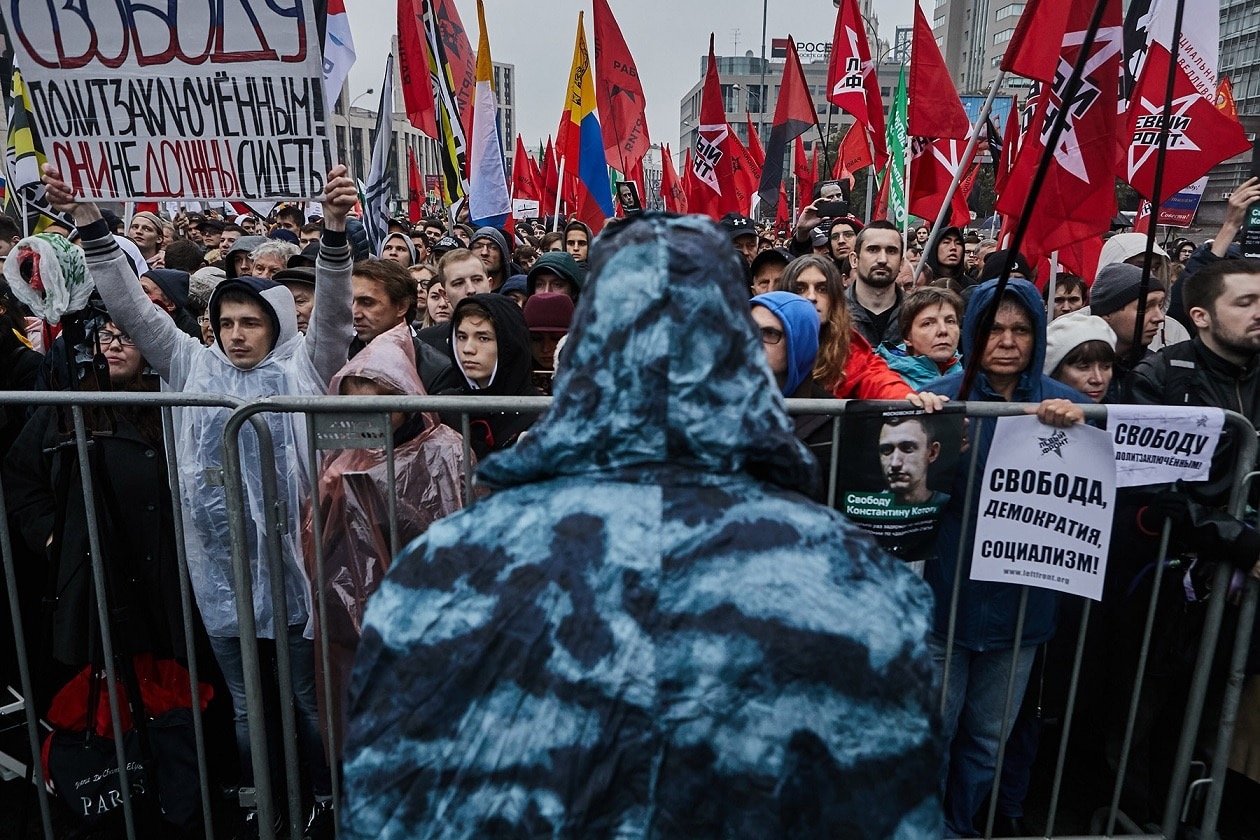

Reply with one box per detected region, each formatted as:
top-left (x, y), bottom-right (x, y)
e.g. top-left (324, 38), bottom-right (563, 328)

top-left (0, 392), bottom-right (1256, 840)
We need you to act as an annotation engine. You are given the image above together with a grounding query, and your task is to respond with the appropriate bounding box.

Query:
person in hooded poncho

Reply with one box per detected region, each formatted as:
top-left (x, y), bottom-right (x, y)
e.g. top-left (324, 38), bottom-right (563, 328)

top-left (305, 322), bottom-right (470, 758)
top-left (341, 213), bottom-right (942, 838)
top-left (44, 162), bottom-right (359, 833)
top-left (920, 277), bottom-right (1089, 836)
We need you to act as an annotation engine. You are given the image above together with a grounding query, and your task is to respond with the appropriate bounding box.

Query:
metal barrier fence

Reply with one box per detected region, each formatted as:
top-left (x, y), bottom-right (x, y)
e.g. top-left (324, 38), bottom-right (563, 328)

top-left (1, 392), bottom-right (1257, 839)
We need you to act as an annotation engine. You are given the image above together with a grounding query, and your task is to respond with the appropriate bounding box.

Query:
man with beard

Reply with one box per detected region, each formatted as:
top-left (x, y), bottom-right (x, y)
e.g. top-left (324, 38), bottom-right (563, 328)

top-left (846, 220), bottom-right (906, 347)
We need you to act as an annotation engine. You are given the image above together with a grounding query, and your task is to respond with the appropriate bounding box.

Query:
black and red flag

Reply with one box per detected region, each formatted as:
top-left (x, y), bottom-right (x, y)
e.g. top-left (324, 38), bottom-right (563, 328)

top-left (397, 0), bottom-right (437, 137)
top-left (757, 36), bottom-right (818, 218)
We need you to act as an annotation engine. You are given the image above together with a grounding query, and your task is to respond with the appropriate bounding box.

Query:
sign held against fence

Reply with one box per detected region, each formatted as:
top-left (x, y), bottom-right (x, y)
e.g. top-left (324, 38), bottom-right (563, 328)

top-left (3, 0), bottom-right (332, 202)
top-left (971, 416), bottom-right (1116, 601)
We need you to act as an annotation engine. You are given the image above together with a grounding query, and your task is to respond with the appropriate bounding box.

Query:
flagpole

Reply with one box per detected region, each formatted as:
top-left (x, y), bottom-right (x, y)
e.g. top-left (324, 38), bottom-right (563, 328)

top-left (1046, 250), bottom-right (1059, 319)
top-left (1130, 0), bottom-right (1186, 371)
top-left (957, 0), bottom-right (1111, 400)
top-left (902, 138), bottom-right (911, 247)
top-left (913, 73), bottom-right (1004, 282)
top-left (552, 156), bottom-right (567, 230)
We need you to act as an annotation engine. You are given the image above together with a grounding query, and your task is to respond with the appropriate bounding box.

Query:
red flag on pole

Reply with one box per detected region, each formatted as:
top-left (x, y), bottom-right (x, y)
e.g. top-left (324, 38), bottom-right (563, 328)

top-left (757, 37), bottom-right (819, 218)
top-left (910, 138), bottom-right (972, 227)
top-left (541, 137), bottom-right (559, 217)
top-left (1217, 76), bottom-right (1238, 118)
top-left (908, 5), bottom-right (970, 139)
top-left (960, 158), bottom-right (983, 199)
top-left (728, 129), bottom-right (761, 216)
top-left (661, 144), bottom-right (688, 214)
top-left (682, 147), bottom-right (705, 213)
top-left (745, 112), bottom-right (766, 169)
top-left (432, 0), bottom-right (477, 142)
top-left (407, 147), bottom-right (424, 221)
top-left (994, 0), bottom-right (1124, 262)
top-left (871, 168), bottom-right (891, 221)
top-left (689, 35), bottom-right (741, 219)
top-left (827, 0), bottom-right (889, 169)
top-left (834, 122), bottom-right (873, 181)
top-left (511, 134), bottom-right (540, 204)
top-left (592, 0), bottom-right (650, 173)
top-left (1000, 0), bottom-right (1073, 82)
top-left (794, 137), bottom-right (818, 211)
top-left (397, 0), bottom-right (438, 136)
top-left (1124, 0), bottom-right (1250, 201)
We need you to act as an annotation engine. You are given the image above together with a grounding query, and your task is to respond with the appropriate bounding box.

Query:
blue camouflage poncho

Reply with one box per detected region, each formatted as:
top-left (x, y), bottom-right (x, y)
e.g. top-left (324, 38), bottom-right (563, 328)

top-left (341, 214), bottom-right (942, 838)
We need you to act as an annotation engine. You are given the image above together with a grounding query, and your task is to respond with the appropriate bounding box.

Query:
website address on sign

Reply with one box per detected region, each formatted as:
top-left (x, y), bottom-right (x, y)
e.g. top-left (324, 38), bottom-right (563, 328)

top-left (1002, 567), bottom-right (1069, 586)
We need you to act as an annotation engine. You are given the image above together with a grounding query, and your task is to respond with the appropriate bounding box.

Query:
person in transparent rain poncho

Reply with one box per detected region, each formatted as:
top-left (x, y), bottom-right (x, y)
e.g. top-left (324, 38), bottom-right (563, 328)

top-left (43, 162), bottom-right (359, 838)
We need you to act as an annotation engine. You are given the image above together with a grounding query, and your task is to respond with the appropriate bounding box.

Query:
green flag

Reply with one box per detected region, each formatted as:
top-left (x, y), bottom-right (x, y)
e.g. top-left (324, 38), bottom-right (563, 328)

top-left (883, 65), bottom-right (908, 228)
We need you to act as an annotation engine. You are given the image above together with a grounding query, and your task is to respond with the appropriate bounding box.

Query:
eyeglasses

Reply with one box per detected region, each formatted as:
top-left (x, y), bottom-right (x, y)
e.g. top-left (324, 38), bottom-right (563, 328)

top-left (759, 327), bottom-right (784, 345)
top-left (830, 230), bottom-right (856, 241)
top-left (97, 331), bottom-right (136, 348)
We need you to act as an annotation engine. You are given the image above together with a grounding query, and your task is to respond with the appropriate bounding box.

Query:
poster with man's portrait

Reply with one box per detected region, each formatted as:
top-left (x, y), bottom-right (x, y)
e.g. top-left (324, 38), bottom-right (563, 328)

top-left (838, 405), bottom-right (966, 572)
top-left (615, 181), bottom-right (642, 214)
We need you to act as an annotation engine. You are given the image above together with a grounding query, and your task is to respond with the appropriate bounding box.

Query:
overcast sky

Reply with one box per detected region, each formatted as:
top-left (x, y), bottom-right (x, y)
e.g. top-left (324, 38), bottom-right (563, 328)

top-left (344, 0), bottom-right (920, 153)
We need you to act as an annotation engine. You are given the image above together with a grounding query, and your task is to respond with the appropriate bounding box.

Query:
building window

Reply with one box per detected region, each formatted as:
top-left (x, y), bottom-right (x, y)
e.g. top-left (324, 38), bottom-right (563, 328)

top-left (721, 84), bottom-right (739, 112)
top-left (995, 3), bottom-right (1025, 20)
top-left (993, 28), bottom-right (1015, 45)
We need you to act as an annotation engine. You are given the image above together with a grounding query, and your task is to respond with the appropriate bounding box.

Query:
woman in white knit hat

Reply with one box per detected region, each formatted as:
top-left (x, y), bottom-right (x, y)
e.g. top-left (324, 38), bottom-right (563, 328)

top-left (1043, 311), bottom-right (1118, 403)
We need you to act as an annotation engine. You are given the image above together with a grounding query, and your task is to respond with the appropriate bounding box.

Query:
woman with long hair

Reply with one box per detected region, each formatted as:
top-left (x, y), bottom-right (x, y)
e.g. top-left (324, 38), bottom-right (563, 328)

top-left (776, 255), bottom-right (945, 405)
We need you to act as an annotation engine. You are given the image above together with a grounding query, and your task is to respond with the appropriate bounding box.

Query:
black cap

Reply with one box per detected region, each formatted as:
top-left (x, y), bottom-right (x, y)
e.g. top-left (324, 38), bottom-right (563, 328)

top-left (719, 212), bottom-right (757, 241)
top-left (751, 247), bottom-right (792, 275)
top-left (288, 242), bottom-right (320, 268)
top-left (432, 235), bottom-right (461, 254)
top-left (273, 266), bottom-right (316, 287)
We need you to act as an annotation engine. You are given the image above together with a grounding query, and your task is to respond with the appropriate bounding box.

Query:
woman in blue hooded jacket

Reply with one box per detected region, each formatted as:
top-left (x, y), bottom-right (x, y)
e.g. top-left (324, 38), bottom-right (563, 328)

top-left (920, 277), bottom-right (1089, 836)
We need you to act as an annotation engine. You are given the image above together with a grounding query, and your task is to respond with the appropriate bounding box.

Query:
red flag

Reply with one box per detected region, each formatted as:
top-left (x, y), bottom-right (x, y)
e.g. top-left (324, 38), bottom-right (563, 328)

top-left (908, 5), bottom-right (970, 139)
top-left (541, 136), bottom-right (559, 216)
top-left (994, 91), bottom-right (1029, 197)
top-left (757, 36), bottom-right (819, 217)
top-left (728, 129), bottom-right (761, 215)
top-left (432, 0), bottom-right (477, 141)
top-left (834, 122), bottom-right (873, 182)
top-left (1217, 76), bottom-right (1238, 118)
top-left (994, 0), bottom-right (1124, 262)
top-left (960, 158), bottom-right (983, 199)
top-left (682, 147), bottom-right (705, 213)
top-left (689, 36), bottom-right (741, 219)
top-left (661, 143), bottom-right (688, 214)
top-left (871, 168), bottom-right (890, 222)
top-left (592, 0), bottom-right (650, 172)
top-left (1133, 199), bottom-right (1152, 234)
top-left (999, 0), bottom-right (1073, 82)
top-left (745, 112), bottom-right (766, 169)
top-left (794, 137), bottom-right (818, 213)
top-left (397, 0), bottom-right (437, 136)
top-left (407, 147), bottom-right (423, 221)
top-left (827, 0), bottom-right (888, 169)
top-left (910, 138), bottom-right (972, 227)
top-left (1125, 8), bottom-right (1250, 202)
top-left (511, 134), bottom-right (541, 204)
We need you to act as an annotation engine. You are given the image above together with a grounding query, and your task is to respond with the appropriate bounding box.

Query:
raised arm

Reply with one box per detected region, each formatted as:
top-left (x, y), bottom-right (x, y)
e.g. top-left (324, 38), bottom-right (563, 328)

top-left (307, 165), bottom-right (357, 385)
top-left (41, 164), bottom-right (194, 385)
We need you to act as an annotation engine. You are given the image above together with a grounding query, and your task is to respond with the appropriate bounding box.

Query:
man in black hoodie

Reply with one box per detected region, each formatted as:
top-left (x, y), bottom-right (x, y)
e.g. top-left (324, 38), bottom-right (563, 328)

top-left (442, 293), bottom-right (541, 458)
top-left (924, 226), bottom-right (977, 287)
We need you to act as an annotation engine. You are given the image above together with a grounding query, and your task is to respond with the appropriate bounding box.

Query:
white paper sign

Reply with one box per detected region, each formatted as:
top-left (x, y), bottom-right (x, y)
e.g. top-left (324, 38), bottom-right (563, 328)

top-left (971, 416), bottom-right (1116, 601)
top-left (3, 2), bottom-right (331, 201)
top-left (512, 199), bottom-right (540, 219)
top-left (1107, 405), bottom-right (1224, 487)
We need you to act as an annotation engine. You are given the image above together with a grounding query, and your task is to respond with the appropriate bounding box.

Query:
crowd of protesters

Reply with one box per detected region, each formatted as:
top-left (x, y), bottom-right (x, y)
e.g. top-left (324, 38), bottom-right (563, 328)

top-left (0, 163), bottom-right (1258, 837)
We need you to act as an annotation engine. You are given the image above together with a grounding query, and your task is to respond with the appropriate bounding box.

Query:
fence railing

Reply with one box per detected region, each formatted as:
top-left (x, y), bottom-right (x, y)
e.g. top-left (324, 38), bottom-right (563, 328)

top-left (0, 392), bottom-right (1256, 840)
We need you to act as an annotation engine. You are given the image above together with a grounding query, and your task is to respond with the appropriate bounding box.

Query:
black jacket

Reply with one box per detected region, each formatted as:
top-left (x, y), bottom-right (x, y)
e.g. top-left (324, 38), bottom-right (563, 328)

top-left (0, 339), bottom-right (41, 457)
top-left (1123, 337), bottom-right (1260, 571)
top-left (845, 282), bottom-right (903, 348)
top-left (4, 406), bottom-right (186, 666)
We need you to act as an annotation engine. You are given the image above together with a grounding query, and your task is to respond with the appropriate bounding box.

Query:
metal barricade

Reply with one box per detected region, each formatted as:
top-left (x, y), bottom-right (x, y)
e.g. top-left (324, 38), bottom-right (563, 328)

top-left (0, 391), bottom-right (244, 840)
top-left (8, 392), bottom-right (1257, 839)
top-left (218, 395), bottom-right (550, 840)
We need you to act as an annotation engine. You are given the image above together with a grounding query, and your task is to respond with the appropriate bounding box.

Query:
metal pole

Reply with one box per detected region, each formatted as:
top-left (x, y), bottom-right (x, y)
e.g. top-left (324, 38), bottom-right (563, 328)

top-left (955, 0), bottom-right (1111, 401)
top-left (758, 0), bottom-right (768, 143)
top-left (1131, 0), bottom-right (1187, 368)
top-left (912, 73), bottom-right (1005, 282)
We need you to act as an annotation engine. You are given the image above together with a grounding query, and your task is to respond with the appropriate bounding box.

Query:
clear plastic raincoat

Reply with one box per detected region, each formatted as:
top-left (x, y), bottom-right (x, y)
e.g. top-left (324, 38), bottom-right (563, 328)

top-left (82, 229), bottom-right (353, 639)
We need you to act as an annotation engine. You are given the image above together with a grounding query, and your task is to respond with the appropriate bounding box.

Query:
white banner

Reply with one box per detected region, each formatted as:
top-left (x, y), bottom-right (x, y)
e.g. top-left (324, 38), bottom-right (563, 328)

top-left (4, 2), bottom-right (331, 202)
top-left (971, 416), bottom-right (1116, 602)
top-left (1108, 405), bottom-right (1224, 487)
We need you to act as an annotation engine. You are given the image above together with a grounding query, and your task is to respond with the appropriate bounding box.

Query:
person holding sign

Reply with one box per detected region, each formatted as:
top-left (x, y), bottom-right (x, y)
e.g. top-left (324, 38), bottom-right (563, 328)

top-left (42, 161), bottom-right (358, 839)
top-left (921, 277), bottom-right (1089, 837)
